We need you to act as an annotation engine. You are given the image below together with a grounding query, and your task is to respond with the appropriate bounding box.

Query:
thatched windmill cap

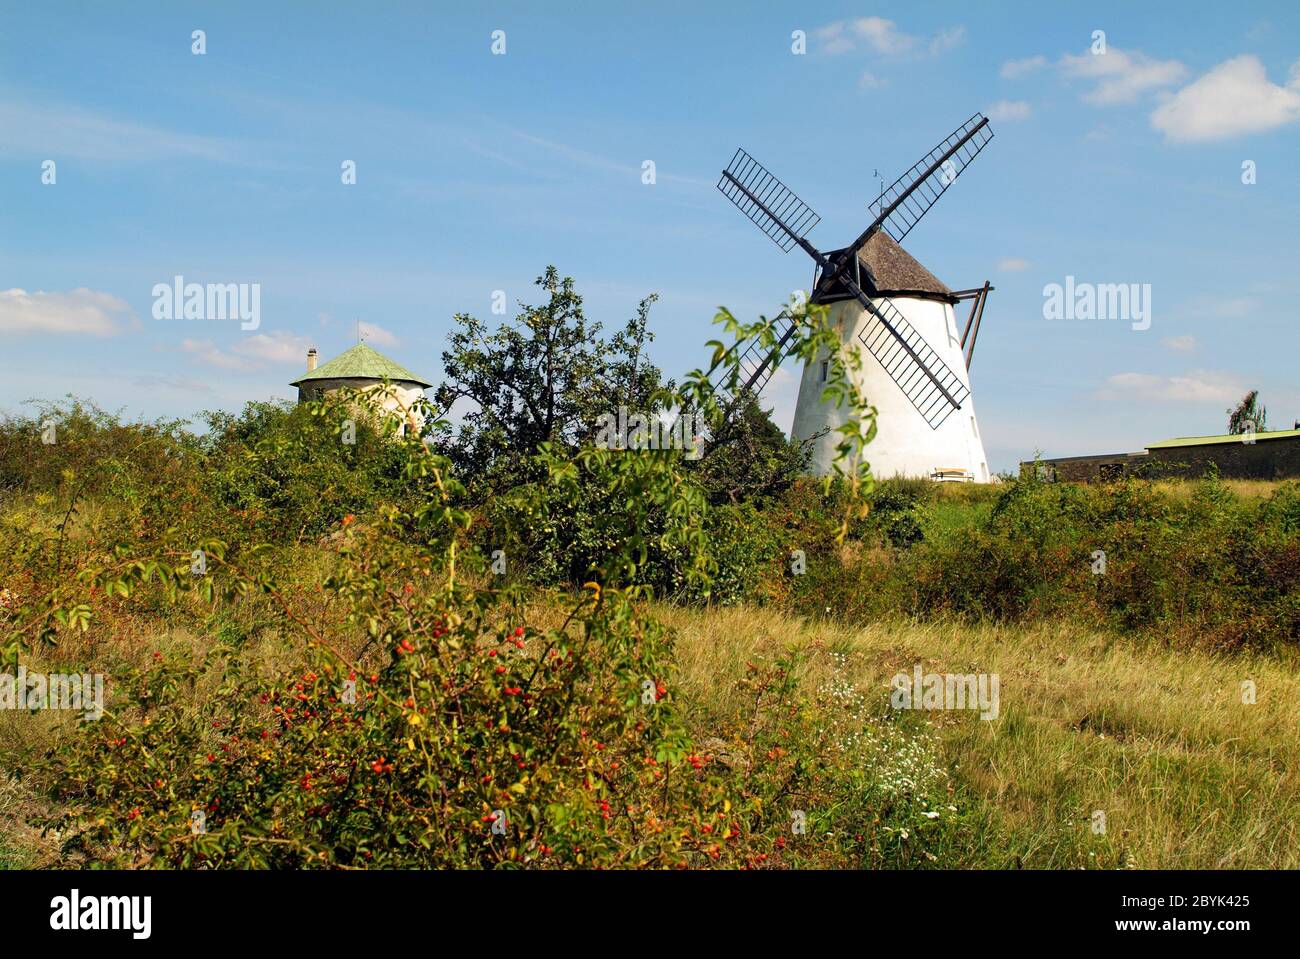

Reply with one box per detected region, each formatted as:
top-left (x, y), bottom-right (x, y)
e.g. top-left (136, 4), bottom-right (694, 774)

top-left (857, 232), bottom-right (954, 301)
top-left (817, 232), bottom-right (955, 304)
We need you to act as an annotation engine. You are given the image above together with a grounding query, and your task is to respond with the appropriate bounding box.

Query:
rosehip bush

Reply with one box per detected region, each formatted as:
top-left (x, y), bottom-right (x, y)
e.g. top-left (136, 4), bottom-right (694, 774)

top-left (26, 403), bottom-right (753, 868)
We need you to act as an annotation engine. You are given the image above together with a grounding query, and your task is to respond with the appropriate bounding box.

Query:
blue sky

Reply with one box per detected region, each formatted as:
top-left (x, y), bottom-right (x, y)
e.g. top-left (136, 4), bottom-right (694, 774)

top-left (3, 0), bottom-right (1299, 471)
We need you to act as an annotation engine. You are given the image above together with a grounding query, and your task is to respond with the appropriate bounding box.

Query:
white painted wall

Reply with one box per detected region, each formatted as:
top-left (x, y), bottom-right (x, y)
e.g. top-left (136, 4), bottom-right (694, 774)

top-left (297, 379), bottom-right (427, 435)
top-left (791, 296), bottom-right (990, 481)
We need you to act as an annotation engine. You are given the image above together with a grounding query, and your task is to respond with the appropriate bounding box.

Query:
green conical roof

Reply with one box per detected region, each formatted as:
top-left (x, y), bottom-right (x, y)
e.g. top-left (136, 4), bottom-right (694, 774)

top-left (290, 343), bottom-right (431, 389)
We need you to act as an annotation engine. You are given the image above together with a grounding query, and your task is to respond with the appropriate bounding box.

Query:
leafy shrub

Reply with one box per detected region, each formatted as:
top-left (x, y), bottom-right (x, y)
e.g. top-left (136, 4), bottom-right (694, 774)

top-left (690, 395), bottom-right (810, 506)
top-left (0, 397), bottom-right (192, 499)
top-left (25, 412), bottom-right (966, 869)
top-left (860, 480), bottom-right (929, 549)
top-left (200, 399), bottom-right (415, 543)
top-left (776, 472), bottom-right (1299, 648)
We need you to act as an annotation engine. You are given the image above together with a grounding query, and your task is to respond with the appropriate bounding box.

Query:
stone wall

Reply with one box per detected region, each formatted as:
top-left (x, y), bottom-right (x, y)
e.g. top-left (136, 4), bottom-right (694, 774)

top-left (1145, 437), bottom-right (1300, 481)
top-left (1019, 452), bottom-right (1147, 483)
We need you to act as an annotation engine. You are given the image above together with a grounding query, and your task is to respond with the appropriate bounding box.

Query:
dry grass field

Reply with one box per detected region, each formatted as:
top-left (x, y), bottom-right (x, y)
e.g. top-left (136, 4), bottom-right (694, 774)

top-left (660, 605), bottom-right (1300, 869)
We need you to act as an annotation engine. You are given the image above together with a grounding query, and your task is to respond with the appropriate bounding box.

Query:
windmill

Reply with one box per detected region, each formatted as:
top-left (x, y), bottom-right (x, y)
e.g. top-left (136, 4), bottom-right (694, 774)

top-left (712, 113), bottom-right (997, 481)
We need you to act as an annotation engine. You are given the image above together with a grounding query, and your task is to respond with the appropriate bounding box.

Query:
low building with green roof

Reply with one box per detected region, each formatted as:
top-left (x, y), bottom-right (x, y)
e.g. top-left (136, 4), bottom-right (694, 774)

top-left (1145, 429), bottom-right (1300, 450)
top-left (1022, 428), bottom-right (1300, 482)
top-left (290, 343), bottom-right (432, 433)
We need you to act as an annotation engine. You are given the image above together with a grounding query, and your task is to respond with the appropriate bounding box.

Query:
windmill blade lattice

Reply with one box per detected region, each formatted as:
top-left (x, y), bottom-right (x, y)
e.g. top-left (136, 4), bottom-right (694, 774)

top-left (868, 114), bottom-right (993, 245)
top-left (708, 312), bottom-right (799, 411)
top-left (718, 149), bottom-right (821, 252)
top-left (854, 292), bottom-right (970, 429)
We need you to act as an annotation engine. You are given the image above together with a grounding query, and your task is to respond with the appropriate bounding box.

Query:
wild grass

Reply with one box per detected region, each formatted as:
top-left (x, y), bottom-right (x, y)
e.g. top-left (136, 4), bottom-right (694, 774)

top-left (1148, 478), bottom-right (1282, 501)
top-left (4, 584), bottom-right (1294, 869)
top-left (657, 604), bottom-right (1300, 869)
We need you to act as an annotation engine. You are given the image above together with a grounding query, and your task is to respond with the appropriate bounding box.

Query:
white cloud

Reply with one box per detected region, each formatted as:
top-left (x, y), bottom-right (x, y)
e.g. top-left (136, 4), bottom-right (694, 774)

top-left (1001, 55), bottom-right (1047, 79)
top-left (182, 330), bottom-right (313, 370)
top-left (1098, 369), bottom-right (1241, 404)
top-left (237, 330), bottom-right (316, 364)
top-left (1059, 48), bottom-right (1188, 104)
top-left (816, 21), bottom-right (856, 55)
top-left (987, 100), bottom-right (1031, 122)
top-left (0, 287), bottom-right (132, 336)
top-left (814, 17), bottom-right (965, 58)
top-left (1160, 335), bottom-right (1197, 353)
top-left (996, 257), bottom-right (1031, 272)
top-left (929, 26), bottom-right (967, 56)
top-left (359, 321), bottom-right (400, 347)
top-left (850, 17), bottom-right (914, 55)
top-left (859, 71), bottom-right (886, 90)
top-left (182, 338), bottom-right (259, 371)
top-left (1150, 55), bottom-right (1300, 142)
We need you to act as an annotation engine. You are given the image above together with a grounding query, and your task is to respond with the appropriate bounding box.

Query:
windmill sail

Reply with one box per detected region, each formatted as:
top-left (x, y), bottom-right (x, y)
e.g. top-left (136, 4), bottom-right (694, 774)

top-left (852, 291), bottom-right (970, 429)
top-left (718, 149), bottom-right (820, 253)
top-left (867, 113), bottom-right (993, 245)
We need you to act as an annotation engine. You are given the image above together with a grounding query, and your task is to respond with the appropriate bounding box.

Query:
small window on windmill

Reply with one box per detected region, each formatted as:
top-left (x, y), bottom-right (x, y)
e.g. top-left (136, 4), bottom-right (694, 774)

top-left (970, 416), bottom-right (978, 439)
top-left (820, 360), bottom-right (829, 383)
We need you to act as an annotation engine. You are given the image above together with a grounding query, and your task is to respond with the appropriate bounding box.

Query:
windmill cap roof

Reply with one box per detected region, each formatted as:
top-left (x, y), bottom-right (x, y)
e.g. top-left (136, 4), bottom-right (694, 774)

top-left (857, 232), bottom-right (954, 300)
top-left (816, 232), bottom-right (954, 303)
top-left (289, 342), bottom-right (432, 389)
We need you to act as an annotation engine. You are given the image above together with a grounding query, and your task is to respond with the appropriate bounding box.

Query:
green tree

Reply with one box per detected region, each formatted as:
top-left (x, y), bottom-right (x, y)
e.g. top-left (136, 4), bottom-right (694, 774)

top-left (431, 267), bottom-right (667, 488)
top-left (1227, 389), bottom-right (1267, 434)
top-left (692, 392), bottom-right (811, 505)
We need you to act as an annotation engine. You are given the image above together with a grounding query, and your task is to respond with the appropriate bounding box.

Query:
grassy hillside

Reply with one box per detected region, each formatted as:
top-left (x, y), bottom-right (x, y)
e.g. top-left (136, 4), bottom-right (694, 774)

top-left (0, 398), bottom-right (1296, 869)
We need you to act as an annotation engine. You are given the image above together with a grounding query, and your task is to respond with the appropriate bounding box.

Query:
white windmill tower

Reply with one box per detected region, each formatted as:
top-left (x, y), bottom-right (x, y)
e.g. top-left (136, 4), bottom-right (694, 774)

top-left (713, 114), bottom-right (997, 482)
